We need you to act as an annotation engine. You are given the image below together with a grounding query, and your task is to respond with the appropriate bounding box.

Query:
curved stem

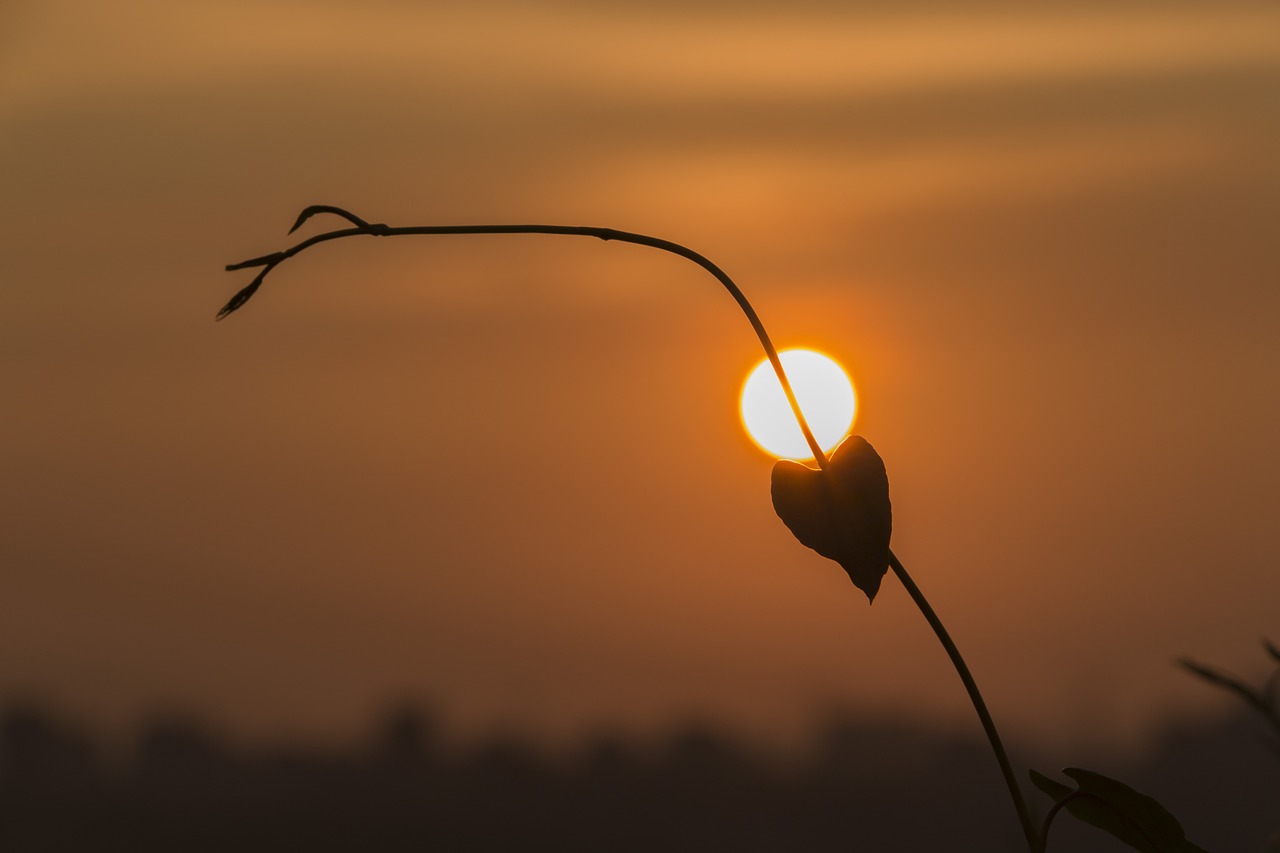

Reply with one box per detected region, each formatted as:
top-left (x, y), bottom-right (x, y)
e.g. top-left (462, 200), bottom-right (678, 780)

top-left (222, 213), bottom-right (830, 466)
top-left (227, 208), bottom-right (1049, 845)
top-left (889, 550), bottom-right (1042, 853)
top-left (1039, 791), bottom-right (1078, 851)
top-left (225, 208), bottom-right (1038, 848)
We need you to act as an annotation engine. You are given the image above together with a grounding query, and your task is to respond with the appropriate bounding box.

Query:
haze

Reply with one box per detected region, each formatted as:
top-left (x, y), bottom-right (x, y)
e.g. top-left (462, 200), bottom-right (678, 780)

top-left (2, 0), bottom-right (1278, 755)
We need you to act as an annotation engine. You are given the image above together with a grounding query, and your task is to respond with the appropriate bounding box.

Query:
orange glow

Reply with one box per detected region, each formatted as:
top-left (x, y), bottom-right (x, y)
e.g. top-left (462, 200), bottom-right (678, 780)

top-left (3, 0), bottom-right (1277, 761)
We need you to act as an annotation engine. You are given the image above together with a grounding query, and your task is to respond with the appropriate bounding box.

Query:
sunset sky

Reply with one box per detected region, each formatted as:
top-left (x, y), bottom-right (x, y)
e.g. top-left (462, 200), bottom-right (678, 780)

top-left (3, 0), bottom-right (1278, 757)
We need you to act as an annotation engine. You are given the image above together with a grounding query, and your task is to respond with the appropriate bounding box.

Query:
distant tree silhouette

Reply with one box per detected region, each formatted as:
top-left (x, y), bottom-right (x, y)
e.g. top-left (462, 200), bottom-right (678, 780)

top-left (0, 698), bottom-right (1274, 851)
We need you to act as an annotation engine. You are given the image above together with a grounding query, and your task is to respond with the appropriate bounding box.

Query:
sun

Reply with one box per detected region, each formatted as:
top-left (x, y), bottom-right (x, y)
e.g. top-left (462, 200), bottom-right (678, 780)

top-left (740, 349), bottom-right (856, 460)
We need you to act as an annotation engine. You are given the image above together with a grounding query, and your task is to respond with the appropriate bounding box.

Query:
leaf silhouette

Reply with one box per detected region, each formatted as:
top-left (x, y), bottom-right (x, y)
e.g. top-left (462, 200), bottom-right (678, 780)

top-left (1179, 658), bottom-right (1270, 716)
top-left (770, 435), bottom-right (891, 601)
top-left (288, 204), bottom-right (371, 234)
top-left (1181, 641), bottom-right (1280, 745)
top-left (215, 266), bottom-right (270, 321)
top-left (1031, 767), bottom-right (1210, 853)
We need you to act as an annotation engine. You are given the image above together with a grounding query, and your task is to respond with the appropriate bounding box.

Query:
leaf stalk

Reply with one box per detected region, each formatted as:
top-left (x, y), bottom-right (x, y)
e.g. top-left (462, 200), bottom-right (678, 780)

top-left (221, 208), bottom-right (829, 464)
top-left (224, 205), bottom-right (1040, 850)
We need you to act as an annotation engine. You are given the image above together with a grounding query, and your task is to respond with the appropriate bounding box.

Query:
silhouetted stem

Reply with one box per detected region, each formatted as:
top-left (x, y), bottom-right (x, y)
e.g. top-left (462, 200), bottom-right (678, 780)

top-left (225, 207), bottom-right (1040, 848)
top-left (222, 213), bottom-right (829, 464)
top-left (888, 550), bottom-right (1042, 853)
top-left (1039, 792), bottom-right (1078, 851)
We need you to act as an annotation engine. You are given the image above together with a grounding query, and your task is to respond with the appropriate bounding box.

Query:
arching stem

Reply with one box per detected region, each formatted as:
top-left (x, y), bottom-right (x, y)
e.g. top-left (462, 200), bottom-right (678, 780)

top-left (224, 207), bottom-right (1038, 849)
top-left (221, 215), bottom-right (830, 466)
top-left (1039, 791), bottom-right (1079, 851)
top-left (889, 550), bottom-right (1042, 853)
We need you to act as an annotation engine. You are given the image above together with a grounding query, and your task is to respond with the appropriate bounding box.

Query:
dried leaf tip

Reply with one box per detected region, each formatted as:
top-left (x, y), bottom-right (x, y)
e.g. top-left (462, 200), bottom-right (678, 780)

top-left (288, 204), bottom-right (371, 235)
top-left (226, 252), bottom-right (283, 272)
top-left (215, 270), bottom-right (267, 321)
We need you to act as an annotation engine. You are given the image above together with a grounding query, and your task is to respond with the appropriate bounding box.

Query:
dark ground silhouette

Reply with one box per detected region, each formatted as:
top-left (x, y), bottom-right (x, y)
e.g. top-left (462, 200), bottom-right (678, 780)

top-left (1, 700), bottom-right (1275, 851)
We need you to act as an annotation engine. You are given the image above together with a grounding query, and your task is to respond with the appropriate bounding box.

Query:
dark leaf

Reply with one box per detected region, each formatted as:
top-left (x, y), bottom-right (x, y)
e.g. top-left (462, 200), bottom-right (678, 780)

top-left (288, 204), bottom-right (371, 234)
top-left (1179, 658), bottom-right (1269, 715)
top-left (1031, 767), bottom-right (1210, 853)
top-left (1183, 652), bottom-right (1280, 743)
top-left (215, 266), bottom-right (270, 321)
top-left (771, 435), bottom-right (891, 601)
top-left (225, 251), bottom-right (284, 271)
top-left (1029, 768), bottom-right (1073, 801)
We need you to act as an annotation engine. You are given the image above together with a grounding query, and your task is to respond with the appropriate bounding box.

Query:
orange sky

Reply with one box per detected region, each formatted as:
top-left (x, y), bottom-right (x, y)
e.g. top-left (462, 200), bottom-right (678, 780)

top-left (2, 0), bottom-right (1278, 754)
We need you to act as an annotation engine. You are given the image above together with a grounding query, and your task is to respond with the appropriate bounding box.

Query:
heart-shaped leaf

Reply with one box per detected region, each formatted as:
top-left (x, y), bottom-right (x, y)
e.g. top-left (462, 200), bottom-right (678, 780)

top-left (1030, 767), bottom-right (1210, 853)
top-left (770, 435), bottom-right (892, 601)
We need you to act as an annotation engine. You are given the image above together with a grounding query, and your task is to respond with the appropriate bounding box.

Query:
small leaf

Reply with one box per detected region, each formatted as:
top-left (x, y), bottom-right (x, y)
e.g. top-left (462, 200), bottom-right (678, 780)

top-left (1032, 766), bottom-right (1210, 853)
top-left (288, 204), bottom-right (370, 234)
top-left (216, 266), bottom-right (270, 321)
top-left (1179, 658), bottom-right (1269, 715)
top-left (225, 251), bottom-right (285, 272)
top-left (1030, 768), bottom-right (1072, 801)
top-left (771, 435), bottom-right (891, 601)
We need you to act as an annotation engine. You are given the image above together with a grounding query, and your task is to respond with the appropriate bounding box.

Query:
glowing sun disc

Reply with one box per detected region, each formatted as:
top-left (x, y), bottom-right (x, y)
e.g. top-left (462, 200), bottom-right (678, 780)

top-left (740, 349), bottom-right (856, 459)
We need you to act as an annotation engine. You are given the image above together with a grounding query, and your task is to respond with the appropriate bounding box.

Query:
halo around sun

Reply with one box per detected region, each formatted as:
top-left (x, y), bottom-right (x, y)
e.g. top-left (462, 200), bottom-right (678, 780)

top-left (740, 349), bottom-right (856, 460)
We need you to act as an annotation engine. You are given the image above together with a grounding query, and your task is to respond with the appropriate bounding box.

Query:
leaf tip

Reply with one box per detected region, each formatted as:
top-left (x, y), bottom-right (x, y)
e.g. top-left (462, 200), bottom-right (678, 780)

top-left (288, 204), bottom-right (370, 234)
top-left (216, 268), bottom-right (268, 321)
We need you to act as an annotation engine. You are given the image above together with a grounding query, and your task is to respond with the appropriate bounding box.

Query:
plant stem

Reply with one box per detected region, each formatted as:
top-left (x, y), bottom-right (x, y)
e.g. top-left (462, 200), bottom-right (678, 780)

top-left (1038, 792), bottom-right (1077, 851)
top-left (225, 208), bottom-right (1038, 848)
top-left (888, 549), bottom-right (1042, 853)
top-left (221, 213), bottom-right (830, 462)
